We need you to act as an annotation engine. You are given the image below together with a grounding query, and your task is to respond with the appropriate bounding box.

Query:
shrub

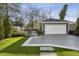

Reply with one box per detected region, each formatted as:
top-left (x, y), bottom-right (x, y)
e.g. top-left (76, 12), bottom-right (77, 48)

top-left (4, 16), bottom-right (13, 37)
top-left (75, 25), bottom-right (79, 34)
top-left (12, 32), bottom-right (26, 37)
top-left (0, 14), bottom-right (4, 40)
top-left (12, 30), bottom-right (26, 37)
top-left (68, 31), bottom-right (79, 36)
top-left (36, 30), bottom-right (44, 36)
top-left (68, 30), bottom-right (74, 35)
top-left (75, 17), bottom-right (79, 35)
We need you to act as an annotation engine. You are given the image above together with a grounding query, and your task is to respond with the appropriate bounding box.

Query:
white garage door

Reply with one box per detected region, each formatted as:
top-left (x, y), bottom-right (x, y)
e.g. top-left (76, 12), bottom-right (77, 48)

top-left (45, 24), bottom-right (67, 34)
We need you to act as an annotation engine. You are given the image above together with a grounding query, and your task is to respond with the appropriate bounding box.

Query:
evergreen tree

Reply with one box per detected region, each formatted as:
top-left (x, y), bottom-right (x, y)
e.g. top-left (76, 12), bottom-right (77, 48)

top-left (4, 16), bottom-right (13, 37)
top-left (59, 4), bottom-right (68, 20)
top-left (0, 14), bottom-right (4, 40)
top-left (39, 22), bottom-right (42, 32)
top-left (76, 17), bottom-right (79, 33)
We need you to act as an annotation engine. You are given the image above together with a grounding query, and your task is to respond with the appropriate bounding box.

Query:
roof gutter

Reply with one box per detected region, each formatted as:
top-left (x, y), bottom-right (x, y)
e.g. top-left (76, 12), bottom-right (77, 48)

top-left (42, 21), bottom-right (68, 24)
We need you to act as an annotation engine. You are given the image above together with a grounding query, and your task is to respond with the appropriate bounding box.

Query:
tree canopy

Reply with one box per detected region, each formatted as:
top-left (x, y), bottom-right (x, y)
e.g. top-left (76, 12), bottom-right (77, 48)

top-left (76, 17), bottom-right (79, 32)
top-left (0, 14), bottom-right (4, 40)
top-left (59, 4), bottom-right (68, 20)
top-left (4, 16), bottom-right (13, 37)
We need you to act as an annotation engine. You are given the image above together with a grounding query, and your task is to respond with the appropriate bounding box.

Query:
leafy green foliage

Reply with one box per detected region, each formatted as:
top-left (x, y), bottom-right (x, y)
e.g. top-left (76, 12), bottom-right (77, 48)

top-left (0, 14), bottom-right (4, 40)
top-left (12, 31), bottom-right (26, 37)
top-left (4, 16), bottom-right (13, 37)
top-left (0, 3), bottom-right (22, 38)
top-left (37, 22), bottom-right (44, 35)
top-left (76, 17), bottom-right (79, 33)
top-left (59, 4), bottom-right (68, 20)
top-left (39, 22), bottom-right (42, 32)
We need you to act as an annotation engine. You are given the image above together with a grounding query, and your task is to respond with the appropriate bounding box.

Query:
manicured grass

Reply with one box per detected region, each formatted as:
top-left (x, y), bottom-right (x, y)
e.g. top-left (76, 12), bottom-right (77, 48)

top-left (54, 47), bottom-right (79, 56)
top-left (2, 37), bottom-right (79, 56)
top-left (0, 37), bottom-right (40, 56)
top-left (0, 37), bottom-right (23, 51)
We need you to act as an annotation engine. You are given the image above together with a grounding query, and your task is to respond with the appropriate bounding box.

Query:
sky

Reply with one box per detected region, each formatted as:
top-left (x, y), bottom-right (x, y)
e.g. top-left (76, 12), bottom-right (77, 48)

top-left (22, 3), bottom-right (79, 22)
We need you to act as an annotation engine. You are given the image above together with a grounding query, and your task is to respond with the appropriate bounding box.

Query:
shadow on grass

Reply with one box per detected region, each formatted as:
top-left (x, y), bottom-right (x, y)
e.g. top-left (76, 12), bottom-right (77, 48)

top-left (0, 37), bottom-right (40, 56)
top-left (54, 47), bottom-right (79, 56)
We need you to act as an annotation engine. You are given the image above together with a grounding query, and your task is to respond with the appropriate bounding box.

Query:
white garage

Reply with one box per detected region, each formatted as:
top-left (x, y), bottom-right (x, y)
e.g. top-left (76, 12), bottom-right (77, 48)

top-left (42, 18), bottom-right (68, 34)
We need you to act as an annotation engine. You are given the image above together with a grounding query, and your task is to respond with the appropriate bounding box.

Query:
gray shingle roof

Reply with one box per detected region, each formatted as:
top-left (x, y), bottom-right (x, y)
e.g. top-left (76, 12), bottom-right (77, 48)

top-left (43, 18), bottom-right (67, 22)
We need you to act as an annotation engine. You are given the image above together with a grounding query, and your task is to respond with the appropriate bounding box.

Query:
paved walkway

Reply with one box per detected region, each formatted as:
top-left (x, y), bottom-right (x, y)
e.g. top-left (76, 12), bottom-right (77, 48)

top-left (40, 52), bottom-right (57, 56)
top-left (40, 47), bottom-right (57, 56)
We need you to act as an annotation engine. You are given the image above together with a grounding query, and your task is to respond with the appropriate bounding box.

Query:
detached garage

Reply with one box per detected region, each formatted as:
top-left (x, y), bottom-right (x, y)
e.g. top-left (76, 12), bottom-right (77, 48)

top-left (42, 18), bottom-right (68, 34)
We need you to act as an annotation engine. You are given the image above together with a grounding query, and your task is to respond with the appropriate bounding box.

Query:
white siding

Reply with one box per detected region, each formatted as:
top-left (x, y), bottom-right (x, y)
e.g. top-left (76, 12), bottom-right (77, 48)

top-left (45, 24), bottom-right (67, 34)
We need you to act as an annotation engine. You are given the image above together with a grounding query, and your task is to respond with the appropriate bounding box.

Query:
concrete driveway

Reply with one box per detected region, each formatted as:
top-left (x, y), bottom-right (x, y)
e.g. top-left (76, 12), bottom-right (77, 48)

top-left (22, 34), bottom-right (79, 50)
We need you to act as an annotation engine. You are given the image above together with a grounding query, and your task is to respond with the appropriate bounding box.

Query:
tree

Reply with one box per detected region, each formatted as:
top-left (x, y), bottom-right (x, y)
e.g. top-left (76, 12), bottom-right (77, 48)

top-left (39, 22), bottom-right (43, 32)
top-left (17, 9), bottom-right (26, 26)
top-left (47, 7), bottom-right (52, 18)
top-left (0, 3), bottom-right (22, 38)
top-left (4, 16), bottom-right (13, 37)
top-left (76, 17), bottom-right (79, 33)
top-left (25, 7), bottom-right (40, 30)
top-left (40, 9), bottom-right (48, 21)
top-left (0, 3), bottom-right (21, 19)
top-left (14, 17), bottom-right (24, 27)
top-left (0, 14), bottom-right (4, 40)
top-left (0, 3), bottom-right (21, 38)
top-left (59, 4), bottom-right (68, 20)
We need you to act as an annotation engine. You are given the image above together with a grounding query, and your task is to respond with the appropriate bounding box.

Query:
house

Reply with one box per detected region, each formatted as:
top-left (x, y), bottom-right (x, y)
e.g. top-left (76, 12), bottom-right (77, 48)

top-left (13, 26), bottom-right (25, 32)
top-left (22, 18), bottom-right (79, 51)
top-left (14, 26), bottom-right (22, 31)
top-left (42, 18), bottom-right (68, 34)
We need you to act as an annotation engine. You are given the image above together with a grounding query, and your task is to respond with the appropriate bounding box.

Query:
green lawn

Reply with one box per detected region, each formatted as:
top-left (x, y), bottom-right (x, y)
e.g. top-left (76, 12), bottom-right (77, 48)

top-left (0, 37), bottom-right (23, 51)
top-left (54, 47), bottom-right (79, 56)
top-left (1, 37), bottom-right (79, 56)
top-left (0, 37), bottom-right (40, 56)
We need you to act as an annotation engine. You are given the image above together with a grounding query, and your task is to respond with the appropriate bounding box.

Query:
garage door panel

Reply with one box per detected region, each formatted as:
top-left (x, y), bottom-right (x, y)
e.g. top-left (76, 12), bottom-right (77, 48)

top-left (45, 24), bottom-right (67, 34)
